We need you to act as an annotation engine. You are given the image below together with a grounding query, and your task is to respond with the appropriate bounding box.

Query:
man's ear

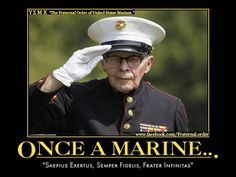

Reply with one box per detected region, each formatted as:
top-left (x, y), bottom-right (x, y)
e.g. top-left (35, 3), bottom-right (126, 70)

top-left (144, 56), bottom-right (154, 73)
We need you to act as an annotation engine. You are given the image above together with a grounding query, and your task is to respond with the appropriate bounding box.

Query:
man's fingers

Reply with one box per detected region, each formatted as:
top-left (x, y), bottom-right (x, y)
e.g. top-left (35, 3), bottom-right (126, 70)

top-left (80, 45), bottom-right (112, 57)
top-left (88, 56), bottom-right (103, 69)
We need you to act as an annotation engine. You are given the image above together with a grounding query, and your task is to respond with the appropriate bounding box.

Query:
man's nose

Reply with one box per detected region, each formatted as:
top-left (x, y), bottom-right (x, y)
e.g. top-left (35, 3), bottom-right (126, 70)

top-left (119, 59), bottom-right (130, 71)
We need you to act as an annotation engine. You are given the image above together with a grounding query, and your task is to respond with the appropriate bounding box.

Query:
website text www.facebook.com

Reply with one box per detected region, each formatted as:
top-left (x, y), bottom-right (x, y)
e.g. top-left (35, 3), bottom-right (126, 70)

top-left (135, 132), bottom-right (209, 137)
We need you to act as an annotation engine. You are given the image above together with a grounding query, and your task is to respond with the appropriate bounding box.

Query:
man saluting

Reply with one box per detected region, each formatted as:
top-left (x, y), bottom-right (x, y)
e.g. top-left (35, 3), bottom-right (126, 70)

top-left (29, 16), bottom-right (188, 135)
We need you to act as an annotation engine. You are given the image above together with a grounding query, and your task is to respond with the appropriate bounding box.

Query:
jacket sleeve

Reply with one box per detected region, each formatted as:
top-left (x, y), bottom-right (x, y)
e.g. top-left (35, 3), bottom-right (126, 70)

top-left (28, 79), bottom-right (72, 135)
top-left (174, 99), bottom-right (189, 132)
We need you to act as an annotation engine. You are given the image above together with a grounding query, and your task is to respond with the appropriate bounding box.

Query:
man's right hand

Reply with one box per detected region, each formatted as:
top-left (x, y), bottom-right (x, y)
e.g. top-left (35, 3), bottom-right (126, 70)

top-left (53, 45), bottom-right (111, 87)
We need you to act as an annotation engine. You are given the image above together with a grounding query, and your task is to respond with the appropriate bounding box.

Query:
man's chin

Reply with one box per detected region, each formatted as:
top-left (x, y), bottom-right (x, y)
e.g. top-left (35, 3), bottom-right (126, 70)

top-left (117, 84), bottom-right (134, 94)
top-left (110, 79), bottom-right (135, 93)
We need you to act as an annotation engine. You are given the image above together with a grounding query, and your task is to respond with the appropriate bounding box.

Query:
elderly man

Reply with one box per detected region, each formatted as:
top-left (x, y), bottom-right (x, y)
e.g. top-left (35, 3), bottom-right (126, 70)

top-left (29, 16), bottom-right (188, 135)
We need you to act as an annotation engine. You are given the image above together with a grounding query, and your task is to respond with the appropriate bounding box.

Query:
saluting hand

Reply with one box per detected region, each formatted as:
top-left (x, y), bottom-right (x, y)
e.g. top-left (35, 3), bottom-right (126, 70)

top-left (53, 45), bottom-right (111, 87)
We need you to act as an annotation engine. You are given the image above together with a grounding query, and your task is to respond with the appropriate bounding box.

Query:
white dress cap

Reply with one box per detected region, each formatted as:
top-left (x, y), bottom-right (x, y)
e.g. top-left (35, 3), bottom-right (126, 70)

top-left (88, 16), bottom-right (166, 46)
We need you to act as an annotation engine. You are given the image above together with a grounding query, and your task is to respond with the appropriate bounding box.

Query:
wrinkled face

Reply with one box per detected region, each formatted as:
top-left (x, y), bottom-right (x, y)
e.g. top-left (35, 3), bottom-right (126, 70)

top-left (102, 51), bottom-right (154, 94)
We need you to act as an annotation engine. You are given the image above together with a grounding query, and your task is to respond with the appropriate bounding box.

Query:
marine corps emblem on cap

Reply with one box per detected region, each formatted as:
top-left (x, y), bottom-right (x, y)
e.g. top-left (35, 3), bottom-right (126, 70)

top-left (88, 16), bottom-right (166, 55)
top-left (115, 20), bottom-right (126, 31)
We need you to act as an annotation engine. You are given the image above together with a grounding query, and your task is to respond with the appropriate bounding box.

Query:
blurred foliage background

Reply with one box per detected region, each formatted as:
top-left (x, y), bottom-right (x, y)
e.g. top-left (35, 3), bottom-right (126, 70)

top-left (28, 9), bottom-right (208, 132)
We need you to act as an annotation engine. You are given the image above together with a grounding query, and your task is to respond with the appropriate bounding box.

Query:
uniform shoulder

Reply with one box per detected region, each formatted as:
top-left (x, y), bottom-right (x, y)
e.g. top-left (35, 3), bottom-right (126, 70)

top-left (144, 81), bottom-right (179, 101)
top-left (70, 78), bottom-right (105, 90)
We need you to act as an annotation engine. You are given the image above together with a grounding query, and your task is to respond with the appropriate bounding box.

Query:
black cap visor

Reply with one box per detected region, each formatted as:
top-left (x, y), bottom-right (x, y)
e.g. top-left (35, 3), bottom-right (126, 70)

top-left (101, 40), bottom-right (152, 56)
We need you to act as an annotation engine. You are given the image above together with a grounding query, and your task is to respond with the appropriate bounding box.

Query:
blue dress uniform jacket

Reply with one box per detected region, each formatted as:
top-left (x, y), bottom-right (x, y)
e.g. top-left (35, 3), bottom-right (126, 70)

top-left (29, 78), bottom-right (188, 135)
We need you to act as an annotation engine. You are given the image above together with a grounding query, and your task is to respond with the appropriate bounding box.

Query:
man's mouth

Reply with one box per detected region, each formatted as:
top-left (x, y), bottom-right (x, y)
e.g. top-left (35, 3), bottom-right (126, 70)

top-left (117, 77), bottom-right (132, 80)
